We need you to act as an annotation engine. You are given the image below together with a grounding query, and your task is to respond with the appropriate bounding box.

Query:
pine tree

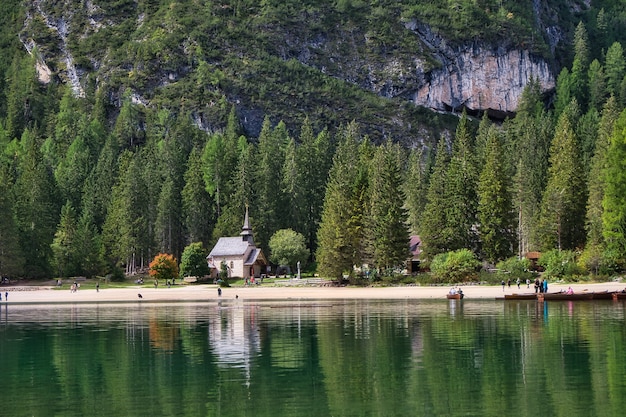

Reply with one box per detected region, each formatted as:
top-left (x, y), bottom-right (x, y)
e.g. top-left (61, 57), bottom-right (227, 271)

top-left (155, 175), bottom-right (183, 258)
top-left (554, 67), bottom-right (573, 117)
top-left (291, 117), bottom-right (316, 235)
top-left (420, 136), bottom-right (451, 259)
top-left (445, 111), bottom-right (478, 251)
top-left (307, 127), bottom-right (334, 256)
top-left (577, 108), bottom-right (599, 174)
top-left (55, 120), bottom-right (92, 209)
top-left (570, 22), bottom-right (590, 110)
top-left (51, 201), bottom-right (80, 278)
top-left (404, 148), bottom-right (428, 235)
top-left (13, 129), bottom-right (59, 278)
top-left (182, 147), bottom-right (214, 245)
top-left (282, 135), bottom-right (299, 230)
top-left (510, 80), bottom-right (554, 254)
top-left (5, 51), bottom-right (45, 141)
top-left (316, 123), bottom-right (361, 279)
top-left (0, 169), bottom-right (25, 278)
top-left (586, 97), bottom-right (619, 249)
top-left (42, 87), bottom-right (82, 171)
top-left (365, 141), bottom-right (409, 270)
top-left (605, 42), bottom-right (625, 98)
top-left (202, 132), bottom-right (227, 218)
top-left (588, 59), bottom-right (607, 112)
top-left (75, 209), bottom-right (104, 278)
top-left (113, 89), bottom-right (143, 149)
top-left (537, 107), bottom-right (586, 251)
top-left (255, 117), bottom-right (288, 247)
top-left (477, 126), bottom-right (515, 263)
top-left (210, 130), bottom-right (250, 243)
top-left (82, 134), bottom-right (120, 230)
top-left (602, 108), bottom-right (626, 265)
top-left (101, 151), bottom-right (149, 273)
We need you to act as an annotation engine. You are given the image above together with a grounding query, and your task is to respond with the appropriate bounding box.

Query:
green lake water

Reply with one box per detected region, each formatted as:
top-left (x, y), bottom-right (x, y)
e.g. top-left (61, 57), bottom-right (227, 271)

top-left (1, 299), bottom-right (625, 417)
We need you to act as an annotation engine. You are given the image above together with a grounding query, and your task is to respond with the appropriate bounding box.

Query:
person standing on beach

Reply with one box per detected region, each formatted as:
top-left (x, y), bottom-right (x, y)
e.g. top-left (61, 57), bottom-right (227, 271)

top-left (218, 287), bottom-right (222, 297)
top-left (96, 281), bottom-right (100, 292)
top-left (501, 280), bottom-right (505, 291)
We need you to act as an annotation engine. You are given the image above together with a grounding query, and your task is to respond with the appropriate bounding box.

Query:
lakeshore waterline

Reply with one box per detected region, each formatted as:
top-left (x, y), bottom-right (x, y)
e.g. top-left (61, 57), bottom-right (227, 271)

top-left (1, 298), bottom-right (625, 417)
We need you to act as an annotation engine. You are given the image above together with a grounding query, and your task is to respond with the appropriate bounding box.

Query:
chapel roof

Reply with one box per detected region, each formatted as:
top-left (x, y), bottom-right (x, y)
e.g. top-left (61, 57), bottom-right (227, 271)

top-left (208, 237), bottom-right (251, 257)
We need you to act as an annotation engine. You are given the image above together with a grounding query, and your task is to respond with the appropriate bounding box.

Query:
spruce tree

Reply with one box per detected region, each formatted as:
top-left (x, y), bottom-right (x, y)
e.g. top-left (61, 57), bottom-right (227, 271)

top-left (404, 148), bottom-right (428, 235)
top-left (255, 117), bottom-right (288, 247)
top-left (537, 106), bottom-right (586, 251)
top-left (477, 127), bottom-right (515, 263)
top-left (13, 129), bottom-right (59, 278)
top-left (588, 59), bottom-right (607, 112)
top-left (602, 108), bottom-right (626, 265)
top-left (0, 169), bottom-right (25, 278)
top-left (51, 201), bottom-right (80, 278)
top-left (316, 123), bottom-right (361, 279)
top-left (214, 136), bottom-right (254, 241)
top-left (571, 22), bottom-right (590, 110)
top-left (420, 136), bottom-right (451, 259)
top-left (366, 141), bottom-right (409, 270)
top-left (445, 111), bottom-right (478, 252)
top-left (605, 42), bottom-right (625, 98)
top-left (101, 151), bottom-right (149, 273)
top-left (82, 134), bottom-right (120, 230)
top-left (584, 97), bottom-right (619, 271)
top-left (510, 80), bottom-right (554, 254)
top-left (75, 209), bottom-right (104, 278)
top-left (182, 147), bottom-right (214, 245)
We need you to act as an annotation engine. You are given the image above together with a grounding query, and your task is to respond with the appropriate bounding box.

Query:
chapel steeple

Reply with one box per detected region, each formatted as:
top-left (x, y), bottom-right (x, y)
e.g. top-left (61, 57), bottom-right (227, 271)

top-left (240, 205), bottom-right (254, 244)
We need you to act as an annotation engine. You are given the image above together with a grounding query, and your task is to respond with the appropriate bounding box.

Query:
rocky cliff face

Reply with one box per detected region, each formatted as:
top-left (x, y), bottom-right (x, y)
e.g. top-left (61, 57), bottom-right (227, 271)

top-left (413, 45), bottom-right (554, 118)
top-left (19, 0), bottom-right (559, 140)
top-left (352, 22), bottom-right (556, 118)
top-left (296, 19), bottom-right (556, 120)
top-left (402, 21), bottom-right (554, 118)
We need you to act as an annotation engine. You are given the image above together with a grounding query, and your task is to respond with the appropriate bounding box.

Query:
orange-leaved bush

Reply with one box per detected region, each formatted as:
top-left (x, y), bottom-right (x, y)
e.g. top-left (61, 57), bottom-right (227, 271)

top-left (149, 253), bottom-right (179, 282)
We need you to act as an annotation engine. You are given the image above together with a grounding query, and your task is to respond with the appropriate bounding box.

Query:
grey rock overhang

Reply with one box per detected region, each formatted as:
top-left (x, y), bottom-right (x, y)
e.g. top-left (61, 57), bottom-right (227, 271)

top-left (405, 20), bottom-right (556, 118)
top-left (413, 47), bottom-right (555, 118)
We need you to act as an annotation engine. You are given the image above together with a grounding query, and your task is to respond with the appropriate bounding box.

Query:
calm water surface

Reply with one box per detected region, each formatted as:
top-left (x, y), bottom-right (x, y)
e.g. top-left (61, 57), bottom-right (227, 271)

top-left (1, 299), bottom-right (625, 417)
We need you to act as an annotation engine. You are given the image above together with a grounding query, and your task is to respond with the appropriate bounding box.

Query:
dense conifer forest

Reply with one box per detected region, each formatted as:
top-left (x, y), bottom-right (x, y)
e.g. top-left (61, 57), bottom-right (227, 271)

top-left (1, 1), bottom-right (626, 282)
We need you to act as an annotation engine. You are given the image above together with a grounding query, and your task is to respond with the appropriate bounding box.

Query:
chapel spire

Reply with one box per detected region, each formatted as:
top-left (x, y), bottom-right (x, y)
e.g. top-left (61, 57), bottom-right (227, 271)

top-left (240, 205), bottom-right (254, 244)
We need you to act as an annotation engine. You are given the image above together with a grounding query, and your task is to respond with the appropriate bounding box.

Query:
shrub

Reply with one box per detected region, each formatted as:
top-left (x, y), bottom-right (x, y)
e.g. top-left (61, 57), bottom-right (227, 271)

top-left (179, 242), bottom-right (210, 279)
top-left (495, 257), bottom-right (534, 282)
top-left (430, 249), bottom-right (480, 283)
top-left (108, 265), bottom-right (126, 282)
top-left (538, 249), bottom-right (584, 279)
top-left (149, 253), bottom-right (179, 283)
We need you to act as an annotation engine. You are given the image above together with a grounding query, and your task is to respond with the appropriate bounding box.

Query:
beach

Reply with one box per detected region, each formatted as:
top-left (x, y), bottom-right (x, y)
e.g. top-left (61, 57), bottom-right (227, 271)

top-left (1, 281), bottom-right (625, 304)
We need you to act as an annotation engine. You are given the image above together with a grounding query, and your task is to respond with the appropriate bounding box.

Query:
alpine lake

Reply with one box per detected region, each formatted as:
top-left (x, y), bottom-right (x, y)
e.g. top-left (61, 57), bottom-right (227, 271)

top-left (1, 298), bottom-right (625, 417)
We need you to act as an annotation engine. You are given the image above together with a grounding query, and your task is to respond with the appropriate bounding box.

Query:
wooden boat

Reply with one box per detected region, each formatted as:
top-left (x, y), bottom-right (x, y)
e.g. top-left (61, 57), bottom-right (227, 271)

top-left (539, 292), bottom-right (594, 301)
top-left (504, 293), bottom-right (537, 300)
top-left (446, 293), bottom-right (464, 300)
top-left (612, 292), bottom-right (626, 301)
top-left (590, 290), bottom-right (616, 300)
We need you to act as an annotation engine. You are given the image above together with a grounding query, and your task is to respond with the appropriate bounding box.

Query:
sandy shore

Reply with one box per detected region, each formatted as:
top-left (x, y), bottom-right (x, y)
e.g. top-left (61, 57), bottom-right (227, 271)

top-left (1, 281), bottom-right (625, 304)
